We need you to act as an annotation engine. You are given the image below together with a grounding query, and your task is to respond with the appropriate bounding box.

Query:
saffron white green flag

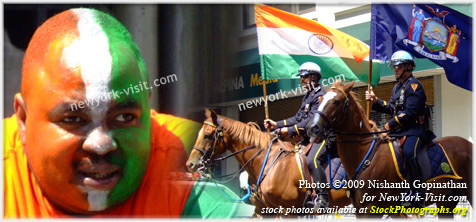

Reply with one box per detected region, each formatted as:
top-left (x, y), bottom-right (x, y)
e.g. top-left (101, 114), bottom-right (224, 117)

top-left (255, 4), bottom-right (380, 84)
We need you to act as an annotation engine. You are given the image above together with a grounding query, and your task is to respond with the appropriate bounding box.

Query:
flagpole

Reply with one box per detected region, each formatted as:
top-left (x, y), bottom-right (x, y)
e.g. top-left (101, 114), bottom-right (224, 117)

top-left (367, 59), bottom-right (372, 119)
top-left (262, 80), bottom-right (270, 132)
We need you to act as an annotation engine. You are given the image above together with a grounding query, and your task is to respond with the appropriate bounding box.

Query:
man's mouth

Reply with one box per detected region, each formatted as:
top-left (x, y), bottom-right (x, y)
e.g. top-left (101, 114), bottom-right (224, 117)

top-left (77, 161), bottom-right (121, 190)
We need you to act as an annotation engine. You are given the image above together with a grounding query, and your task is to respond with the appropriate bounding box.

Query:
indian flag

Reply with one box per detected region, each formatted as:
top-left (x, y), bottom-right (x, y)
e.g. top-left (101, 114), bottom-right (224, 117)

top-left (255, 4), bottom-right (380, 84)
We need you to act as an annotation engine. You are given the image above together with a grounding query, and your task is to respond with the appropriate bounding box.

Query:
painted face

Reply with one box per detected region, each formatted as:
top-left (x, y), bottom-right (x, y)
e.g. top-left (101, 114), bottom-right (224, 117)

top-left (23, 9), bottom-right (151, 214)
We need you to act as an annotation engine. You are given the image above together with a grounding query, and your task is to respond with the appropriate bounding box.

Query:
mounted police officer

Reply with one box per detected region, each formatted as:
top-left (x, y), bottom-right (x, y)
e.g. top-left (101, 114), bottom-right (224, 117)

top-left (264, 61), bottom-right (331, 209)
top-left (365, 50), bottom-right (436, 208)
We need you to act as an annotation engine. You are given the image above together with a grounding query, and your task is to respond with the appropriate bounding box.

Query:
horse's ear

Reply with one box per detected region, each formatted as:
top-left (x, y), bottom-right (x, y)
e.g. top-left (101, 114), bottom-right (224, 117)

top-left (334, 78), bottom-right (341, 86)
top-left (344, 80), bottom-right (355, 93)
top-left (205, 108), bottom-right (211, 118)
top-left (205, 108), bottom-right (218, 125)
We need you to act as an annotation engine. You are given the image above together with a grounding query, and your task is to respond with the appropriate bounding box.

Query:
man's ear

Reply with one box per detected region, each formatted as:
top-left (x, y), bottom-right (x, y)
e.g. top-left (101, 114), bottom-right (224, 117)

top-left (13, 93), bottom-right (27, 147)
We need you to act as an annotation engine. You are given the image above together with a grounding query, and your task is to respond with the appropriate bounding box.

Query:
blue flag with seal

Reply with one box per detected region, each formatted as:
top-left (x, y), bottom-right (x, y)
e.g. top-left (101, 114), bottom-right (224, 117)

top-left (371, 4), bottom-right (472, 91)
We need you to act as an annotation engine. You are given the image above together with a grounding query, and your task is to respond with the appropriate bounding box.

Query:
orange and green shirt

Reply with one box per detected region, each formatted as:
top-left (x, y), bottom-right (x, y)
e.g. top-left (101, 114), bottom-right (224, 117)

top-left (4, 110), bottom-right (252, 218)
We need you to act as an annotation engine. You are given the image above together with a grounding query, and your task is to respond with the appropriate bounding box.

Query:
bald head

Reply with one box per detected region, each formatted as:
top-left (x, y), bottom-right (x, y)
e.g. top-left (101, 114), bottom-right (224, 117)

top-left (14, 8), bottom-right (153, 214)
top-left (21, 8), bottom-right (148, 102)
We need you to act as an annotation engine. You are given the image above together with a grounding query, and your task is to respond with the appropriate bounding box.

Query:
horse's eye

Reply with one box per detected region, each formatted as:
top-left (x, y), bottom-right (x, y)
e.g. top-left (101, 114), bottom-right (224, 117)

top-left (333, 100), bottom-right (340, 105)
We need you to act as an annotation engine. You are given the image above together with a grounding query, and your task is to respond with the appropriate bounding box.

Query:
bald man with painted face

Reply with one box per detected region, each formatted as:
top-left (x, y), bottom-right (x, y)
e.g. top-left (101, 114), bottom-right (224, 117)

top-left (4, 8), bottom-right (248, 218)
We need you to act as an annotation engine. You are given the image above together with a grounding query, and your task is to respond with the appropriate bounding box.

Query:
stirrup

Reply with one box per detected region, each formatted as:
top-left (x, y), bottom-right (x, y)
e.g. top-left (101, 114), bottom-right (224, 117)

top-left (314, 199), bottom-right (328, 209)
top-left (310, 195), bottom-right (328, 209)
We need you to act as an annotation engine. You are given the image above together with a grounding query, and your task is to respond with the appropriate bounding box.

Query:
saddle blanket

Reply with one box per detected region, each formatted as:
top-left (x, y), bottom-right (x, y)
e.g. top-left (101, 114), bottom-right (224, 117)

top-left (388, 141), bottom-right (462, 182)
top-left (328, 156), bottom-right (346, 188)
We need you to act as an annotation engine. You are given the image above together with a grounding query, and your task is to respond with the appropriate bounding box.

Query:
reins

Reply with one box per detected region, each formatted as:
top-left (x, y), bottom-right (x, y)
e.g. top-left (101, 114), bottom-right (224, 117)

top-left (316, 86), bottom-right (390, 143)
top-left (194, 118), bottom-right (289, 202)
top-left (195, 119), bottom-right (262, 183)
top-left (317, 85), bottom-right (387, 201)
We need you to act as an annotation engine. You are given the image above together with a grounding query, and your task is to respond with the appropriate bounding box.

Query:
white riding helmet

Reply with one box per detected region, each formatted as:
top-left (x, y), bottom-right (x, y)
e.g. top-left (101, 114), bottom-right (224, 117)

top-left (296, 62), bottom-right (322, 77)
top-left (389, 50), bottom-right (415, 67)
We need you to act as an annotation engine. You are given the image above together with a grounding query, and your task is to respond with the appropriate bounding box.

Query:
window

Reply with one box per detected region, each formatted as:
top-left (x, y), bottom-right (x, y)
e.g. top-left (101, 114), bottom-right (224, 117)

top-left (243, 4), bottom-right (316, 30)
top-left (243, 4), bottom-right (256, 29)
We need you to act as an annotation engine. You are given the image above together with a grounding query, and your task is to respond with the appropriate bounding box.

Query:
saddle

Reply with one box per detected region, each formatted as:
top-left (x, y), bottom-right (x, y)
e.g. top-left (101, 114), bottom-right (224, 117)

top-left (390, 138), bottom-right (462, 182)
top-left (296, 143), bottom-right (346, 189)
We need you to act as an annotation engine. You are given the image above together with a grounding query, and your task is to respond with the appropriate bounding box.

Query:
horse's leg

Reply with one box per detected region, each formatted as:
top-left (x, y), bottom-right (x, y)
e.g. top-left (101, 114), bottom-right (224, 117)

top-left (250, 196), bottom-right (267, 218)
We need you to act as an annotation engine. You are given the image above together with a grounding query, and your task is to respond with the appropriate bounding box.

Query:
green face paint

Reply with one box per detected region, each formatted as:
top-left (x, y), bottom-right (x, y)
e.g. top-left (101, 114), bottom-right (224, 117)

top-left (94, 11), bottom-right (151, 207)
top-left (107, 44), bottom-right (151, 206)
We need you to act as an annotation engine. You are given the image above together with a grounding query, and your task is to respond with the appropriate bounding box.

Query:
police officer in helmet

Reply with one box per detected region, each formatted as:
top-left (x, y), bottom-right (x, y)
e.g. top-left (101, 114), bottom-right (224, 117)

top-left (264, 62), bottom-right (331, 209)
top-left (366, 50), bottom-right (436, 208)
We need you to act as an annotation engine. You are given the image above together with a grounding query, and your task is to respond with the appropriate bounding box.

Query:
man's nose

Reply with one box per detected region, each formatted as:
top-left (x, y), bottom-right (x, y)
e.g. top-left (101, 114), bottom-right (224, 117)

top-left (82, 127), bottom-right (116, 155)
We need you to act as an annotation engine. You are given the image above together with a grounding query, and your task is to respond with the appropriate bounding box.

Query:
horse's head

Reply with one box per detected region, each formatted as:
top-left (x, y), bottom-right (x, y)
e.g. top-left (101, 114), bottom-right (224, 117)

top-left (308, 80), bottom-right (355, 141)
top-left (186, 108), bottom-right (227, 173)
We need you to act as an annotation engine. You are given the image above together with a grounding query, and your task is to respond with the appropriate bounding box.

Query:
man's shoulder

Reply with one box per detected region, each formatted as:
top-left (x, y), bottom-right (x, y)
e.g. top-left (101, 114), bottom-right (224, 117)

top-left (312, 85), bottom-right (325, 97)
top-left (150, 110), bottom-right (199, 127)
top-left (3, 114), bottom-right (21, 158)
top-left (149, 110), bottom-right (202, 155)
top-left (404, 76), bottom-right (424, 93)
top-left (150, 110), bottom-right (201, 137)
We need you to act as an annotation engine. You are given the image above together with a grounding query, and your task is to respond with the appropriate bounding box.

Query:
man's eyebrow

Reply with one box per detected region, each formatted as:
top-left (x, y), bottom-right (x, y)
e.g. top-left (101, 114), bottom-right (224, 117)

top-left (109, 100), bottom-right (142, 110)
top-left (50, 102), bottom-right (88, 117)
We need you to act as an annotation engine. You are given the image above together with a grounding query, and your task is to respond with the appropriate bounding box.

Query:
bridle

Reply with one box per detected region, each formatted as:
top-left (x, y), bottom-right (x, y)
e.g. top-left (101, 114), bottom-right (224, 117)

top-left (192, 118), bottom-right (262, 179)
top-left (192, 120), bottom-right (225, 172)
top-left (315, 86), bottom-right (350, 139)
top-left (314, 86), bottom-right (389, 143)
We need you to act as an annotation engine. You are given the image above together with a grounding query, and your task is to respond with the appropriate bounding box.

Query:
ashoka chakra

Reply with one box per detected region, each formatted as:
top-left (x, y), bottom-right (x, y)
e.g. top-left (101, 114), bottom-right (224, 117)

top-left (308, 34), bottom-right (334, 55)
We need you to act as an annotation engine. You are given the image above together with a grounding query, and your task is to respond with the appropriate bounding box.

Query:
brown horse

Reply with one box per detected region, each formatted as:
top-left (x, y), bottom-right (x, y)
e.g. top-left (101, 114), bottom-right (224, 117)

top-left (186, 108), bottom-right (350, 217)
top-left (308, 80), bottom-right (472, 218)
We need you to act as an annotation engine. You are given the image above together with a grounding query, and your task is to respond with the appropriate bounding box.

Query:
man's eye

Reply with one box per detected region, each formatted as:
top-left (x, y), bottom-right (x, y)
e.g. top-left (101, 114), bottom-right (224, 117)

top-left (62, 116), bottom-right (83, 124)
top-left (115, 114), bottom-right (135, 122)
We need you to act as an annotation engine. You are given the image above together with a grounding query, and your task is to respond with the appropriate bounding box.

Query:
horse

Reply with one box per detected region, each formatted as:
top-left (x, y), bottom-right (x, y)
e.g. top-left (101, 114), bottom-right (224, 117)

top-left (307, 80), bottom-right (472, 218)
top-left (186, 108), bottom-right (350, 218)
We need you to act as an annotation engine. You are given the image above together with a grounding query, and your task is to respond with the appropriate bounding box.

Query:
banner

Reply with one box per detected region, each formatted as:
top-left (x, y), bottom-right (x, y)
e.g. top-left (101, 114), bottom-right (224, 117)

top-left (255, 4), bottom-right (380, 85)
top-left (371, 4), bottom-right (472, 91)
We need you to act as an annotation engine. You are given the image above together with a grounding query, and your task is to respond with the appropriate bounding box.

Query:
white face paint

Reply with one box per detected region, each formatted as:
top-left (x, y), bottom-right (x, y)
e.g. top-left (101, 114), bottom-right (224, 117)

top-left (78, 186), bottom-right (109, 211)
top-left (83, 127), bottom-right (115, 155)
top-left (62, 9), bottom-right (114, 211)
top-left (314, 92), bottom-right (337, 126)
top-left (72, 8), bottom-right (113, 121)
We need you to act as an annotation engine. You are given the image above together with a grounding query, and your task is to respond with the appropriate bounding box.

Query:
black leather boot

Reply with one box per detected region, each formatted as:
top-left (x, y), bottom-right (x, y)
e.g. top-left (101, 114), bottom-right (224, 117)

top-left (308, 166), bottom-right (329, 209)
top-left (402, 156), bottom-right (425, 208)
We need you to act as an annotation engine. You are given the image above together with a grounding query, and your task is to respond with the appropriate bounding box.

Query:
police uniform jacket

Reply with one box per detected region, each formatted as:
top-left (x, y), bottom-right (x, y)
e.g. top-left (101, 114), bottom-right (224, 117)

top-left (276, 85), bottom-right (325, 138)
top-left (372, 74), bottom-right (427, 138)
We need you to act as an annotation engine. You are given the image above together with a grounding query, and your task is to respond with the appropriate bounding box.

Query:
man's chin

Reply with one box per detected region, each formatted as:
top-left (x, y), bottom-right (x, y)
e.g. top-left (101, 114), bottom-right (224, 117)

top-left (47, 196), bottom-right (111, 216)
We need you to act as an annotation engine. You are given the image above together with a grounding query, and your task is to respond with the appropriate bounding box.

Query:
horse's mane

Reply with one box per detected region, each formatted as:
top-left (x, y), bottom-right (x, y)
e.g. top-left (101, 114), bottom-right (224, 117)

top-left (347, 90), bottom-right (367, 119)
top-left (220, 116), bottom-right (271, 149)
top-left (335, 82), bottom-right (387, 139)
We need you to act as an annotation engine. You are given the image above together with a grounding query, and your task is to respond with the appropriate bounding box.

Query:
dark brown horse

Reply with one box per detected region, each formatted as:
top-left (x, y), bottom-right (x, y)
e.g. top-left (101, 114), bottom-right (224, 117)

top-left (308, 80), bottom-right (472, 218)
top-left (186, 109), bottom-right (350, 217)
